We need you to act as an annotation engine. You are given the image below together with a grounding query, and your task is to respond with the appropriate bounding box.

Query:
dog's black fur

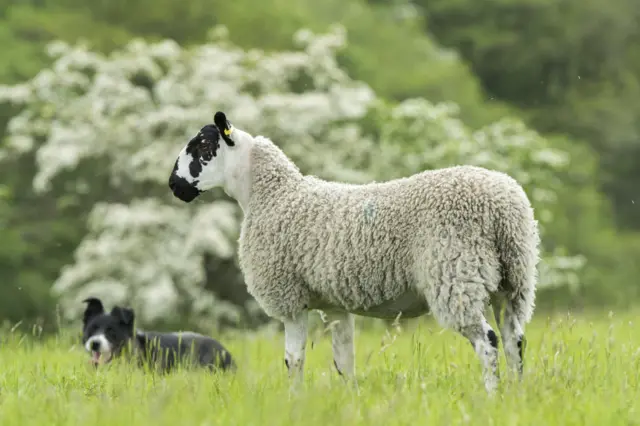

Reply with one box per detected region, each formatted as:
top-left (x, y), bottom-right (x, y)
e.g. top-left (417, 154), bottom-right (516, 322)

top-left (81, 297), bottom-right (236, 373)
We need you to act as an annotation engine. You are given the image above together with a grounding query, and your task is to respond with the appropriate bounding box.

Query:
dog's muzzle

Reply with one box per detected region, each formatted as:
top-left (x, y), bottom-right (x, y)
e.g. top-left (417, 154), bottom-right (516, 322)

top-left (168, 174), bottom-right (201, 203)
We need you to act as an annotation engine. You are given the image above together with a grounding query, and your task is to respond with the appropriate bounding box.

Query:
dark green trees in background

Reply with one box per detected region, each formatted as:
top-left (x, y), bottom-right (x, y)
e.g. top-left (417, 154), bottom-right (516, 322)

top-left (413, 0), bottom-right (640, 229)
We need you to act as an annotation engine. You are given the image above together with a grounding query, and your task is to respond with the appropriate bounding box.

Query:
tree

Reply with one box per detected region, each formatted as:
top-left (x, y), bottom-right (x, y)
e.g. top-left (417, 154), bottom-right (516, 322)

top-left (413, 0), bottom-right (640, 229)
top-left (0, 27), bottom-right (584, 331)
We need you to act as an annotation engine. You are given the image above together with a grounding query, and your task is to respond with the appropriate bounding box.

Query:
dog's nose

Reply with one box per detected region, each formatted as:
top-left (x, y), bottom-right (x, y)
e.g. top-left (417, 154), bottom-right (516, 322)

top-left (90, 340), bottom-right (100, 351)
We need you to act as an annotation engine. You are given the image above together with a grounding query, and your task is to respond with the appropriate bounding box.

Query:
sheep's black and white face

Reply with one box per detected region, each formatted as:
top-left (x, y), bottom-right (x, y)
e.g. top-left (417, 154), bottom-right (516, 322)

top-left (169, 112), bottom-right (235, 203)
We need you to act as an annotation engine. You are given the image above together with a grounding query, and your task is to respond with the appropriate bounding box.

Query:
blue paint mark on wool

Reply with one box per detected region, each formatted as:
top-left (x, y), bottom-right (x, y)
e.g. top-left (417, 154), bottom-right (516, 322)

top-left (363, 199), bottom-right (377, 224)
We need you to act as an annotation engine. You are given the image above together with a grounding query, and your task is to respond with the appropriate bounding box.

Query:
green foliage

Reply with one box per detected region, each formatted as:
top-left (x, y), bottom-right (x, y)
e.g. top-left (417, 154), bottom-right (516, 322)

top-left (3, 0), bottom-right (513, 125)
top-left (210, 0), bottom-right (513, 127)
top-left (0, 23), bottom-right (44, 84)
top-left (0, 4), bottom-right (136, 331)
top-left (0, 4), bottom-right (134, 83)
top-left (415, 0), bottom-right (640, 229)
top-left (50, 0), bottom-right (218, 44)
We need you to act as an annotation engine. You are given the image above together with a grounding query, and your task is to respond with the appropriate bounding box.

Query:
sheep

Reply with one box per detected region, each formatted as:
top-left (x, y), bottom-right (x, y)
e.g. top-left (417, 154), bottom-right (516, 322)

top-left (168, 111), bottom-right (540, 393)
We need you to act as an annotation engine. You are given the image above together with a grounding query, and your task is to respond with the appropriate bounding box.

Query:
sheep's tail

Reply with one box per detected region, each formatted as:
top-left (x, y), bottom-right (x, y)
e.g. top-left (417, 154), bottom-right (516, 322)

top-left (495, 186), bottom-right (541, 327)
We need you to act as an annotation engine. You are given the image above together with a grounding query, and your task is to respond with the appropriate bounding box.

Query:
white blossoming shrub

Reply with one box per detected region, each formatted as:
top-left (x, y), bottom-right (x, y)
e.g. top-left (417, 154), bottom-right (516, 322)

top-left (0, 25), bottom-right (585, 328)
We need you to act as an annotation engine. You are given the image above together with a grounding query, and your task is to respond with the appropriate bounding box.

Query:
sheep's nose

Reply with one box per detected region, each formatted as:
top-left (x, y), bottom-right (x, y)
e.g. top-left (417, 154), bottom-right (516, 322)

top-left (169, 175), bottom-right (201, 203)
top-left (90, 340), bottom-right (100, 351)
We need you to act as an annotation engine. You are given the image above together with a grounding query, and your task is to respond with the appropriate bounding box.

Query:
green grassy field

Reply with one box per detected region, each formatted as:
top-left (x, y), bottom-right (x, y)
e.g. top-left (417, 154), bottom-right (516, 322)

top-left (0, 310), bottom-right (638, 426)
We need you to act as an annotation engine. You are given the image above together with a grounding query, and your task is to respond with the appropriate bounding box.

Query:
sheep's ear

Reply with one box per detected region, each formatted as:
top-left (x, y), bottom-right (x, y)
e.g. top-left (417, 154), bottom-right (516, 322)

top-left (82, 297), bottom-right (104, 327)
top-left (214, 111), bottom-right (235, 147)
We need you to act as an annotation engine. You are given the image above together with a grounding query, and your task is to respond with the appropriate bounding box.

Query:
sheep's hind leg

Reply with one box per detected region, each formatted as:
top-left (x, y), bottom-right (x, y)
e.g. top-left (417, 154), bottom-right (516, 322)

top-left (284, 311), bottom-right (308, 391)
top-left (328, 312), bottom-right (355, 377)
top-left (423, 269), bottom-right (500, 393)
top-left (500, 300), bottom-right (526, 379)
top-left (490, 293), bottom-right (504, 330)
top-left (459, 319), bottom-right (500, 394)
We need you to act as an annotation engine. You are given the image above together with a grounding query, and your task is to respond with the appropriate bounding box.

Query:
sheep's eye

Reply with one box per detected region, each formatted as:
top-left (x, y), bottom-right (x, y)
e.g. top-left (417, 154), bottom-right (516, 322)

top-left (197, 141), bottom-right (216, 160)
top-left (199, 143), bottom-right (210, 155)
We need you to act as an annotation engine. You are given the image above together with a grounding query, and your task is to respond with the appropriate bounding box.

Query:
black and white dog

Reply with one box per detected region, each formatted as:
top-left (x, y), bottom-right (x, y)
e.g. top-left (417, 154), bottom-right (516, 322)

top-left (81, 297), bottom-right (236, 373)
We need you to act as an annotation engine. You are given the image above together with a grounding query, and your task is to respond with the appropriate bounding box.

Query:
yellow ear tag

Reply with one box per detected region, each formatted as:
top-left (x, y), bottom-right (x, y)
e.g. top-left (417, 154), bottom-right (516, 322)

top-left (224, 127), bottom-right (233, 136)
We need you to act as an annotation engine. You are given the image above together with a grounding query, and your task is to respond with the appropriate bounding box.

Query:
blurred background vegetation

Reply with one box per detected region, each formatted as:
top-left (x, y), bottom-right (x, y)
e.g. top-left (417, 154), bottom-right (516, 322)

top-left (0, 0), bottom-right (638, 334)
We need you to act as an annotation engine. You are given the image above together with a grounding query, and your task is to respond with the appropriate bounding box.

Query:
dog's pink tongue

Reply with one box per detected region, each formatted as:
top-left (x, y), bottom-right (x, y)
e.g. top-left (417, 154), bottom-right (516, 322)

top-left (91, 351), bottom-right (101, 365)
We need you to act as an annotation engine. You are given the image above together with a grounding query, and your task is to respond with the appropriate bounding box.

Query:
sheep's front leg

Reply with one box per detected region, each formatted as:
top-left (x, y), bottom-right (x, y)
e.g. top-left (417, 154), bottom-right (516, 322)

top-left (330, 312), bottom-right (356, 380)
top-left (284, 311), bottom-right (308, 389)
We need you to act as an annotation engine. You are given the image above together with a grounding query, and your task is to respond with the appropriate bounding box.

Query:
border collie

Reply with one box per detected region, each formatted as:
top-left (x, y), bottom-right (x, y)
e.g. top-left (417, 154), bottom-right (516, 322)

top-left (81, 297), bottom-right (236, 373)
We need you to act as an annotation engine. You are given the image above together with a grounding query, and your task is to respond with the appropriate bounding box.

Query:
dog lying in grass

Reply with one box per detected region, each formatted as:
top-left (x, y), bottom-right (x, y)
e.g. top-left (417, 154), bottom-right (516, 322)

top-left (81, 297), bottom-right (236, 373)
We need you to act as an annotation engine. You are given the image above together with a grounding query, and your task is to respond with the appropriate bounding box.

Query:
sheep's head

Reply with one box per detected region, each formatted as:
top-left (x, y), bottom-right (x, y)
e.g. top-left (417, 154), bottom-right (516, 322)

top-left (169, 111), bottom-right (238, 203)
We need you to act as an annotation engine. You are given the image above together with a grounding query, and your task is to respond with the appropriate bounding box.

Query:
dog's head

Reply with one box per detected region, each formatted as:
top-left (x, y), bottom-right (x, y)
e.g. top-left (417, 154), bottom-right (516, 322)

top-left (81, 298), bottom-right (135, 366)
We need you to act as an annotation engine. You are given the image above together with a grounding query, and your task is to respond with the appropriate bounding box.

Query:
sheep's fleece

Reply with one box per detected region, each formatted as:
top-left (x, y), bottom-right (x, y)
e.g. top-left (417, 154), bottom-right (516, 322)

top-left (241, 140), bottom-right (538, 327)
top-left (168, 112), bottom-right (540, 392)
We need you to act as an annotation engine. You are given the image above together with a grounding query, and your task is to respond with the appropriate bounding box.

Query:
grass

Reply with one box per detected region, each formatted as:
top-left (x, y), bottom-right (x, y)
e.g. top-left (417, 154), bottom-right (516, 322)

top-left (0, 310), bottom-right (639, 425)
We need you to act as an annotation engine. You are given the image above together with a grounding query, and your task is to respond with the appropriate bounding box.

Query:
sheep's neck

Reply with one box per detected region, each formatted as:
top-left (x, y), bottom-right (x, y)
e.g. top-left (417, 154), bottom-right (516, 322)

top-left (247, 140), bottom-right (303, 211)
top-left (222, 144), bottom-right (253, 214)
top-left (223, 177), bottom-right (251, 214)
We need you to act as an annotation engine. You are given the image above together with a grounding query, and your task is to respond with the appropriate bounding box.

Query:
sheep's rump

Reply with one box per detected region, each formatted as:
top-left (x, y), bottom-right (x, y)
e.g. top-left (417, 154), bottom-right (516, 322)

top-left (242, 164), bottom-right (538, 322)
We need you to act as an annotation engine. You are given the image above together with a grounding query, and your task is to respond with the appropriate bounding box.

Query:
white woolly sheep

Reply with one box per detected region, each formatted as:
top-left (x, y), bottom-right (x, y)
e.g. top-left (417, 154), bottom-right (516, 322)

top-left (168, 111), bottom-right (540, 393)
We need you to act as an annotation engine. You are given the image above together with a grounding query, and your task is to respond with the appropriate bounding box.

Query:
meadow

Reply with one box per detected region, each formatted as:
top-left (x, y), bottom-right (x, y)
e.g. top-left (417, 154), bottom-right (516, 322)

top-left (0, 310), bottom-right (638, 426)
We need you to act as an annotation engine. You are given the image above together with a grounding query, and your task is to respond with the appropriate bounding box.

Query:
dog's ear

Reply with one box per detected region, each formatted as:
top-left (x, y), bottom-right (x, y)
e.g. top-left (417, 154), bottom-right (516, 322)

top-left (111, 306), bottom-right (135, 330)
top-left (82, 297), bottom-right (104, 327)
top-left (213, 111), bottom-right (235, 147)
